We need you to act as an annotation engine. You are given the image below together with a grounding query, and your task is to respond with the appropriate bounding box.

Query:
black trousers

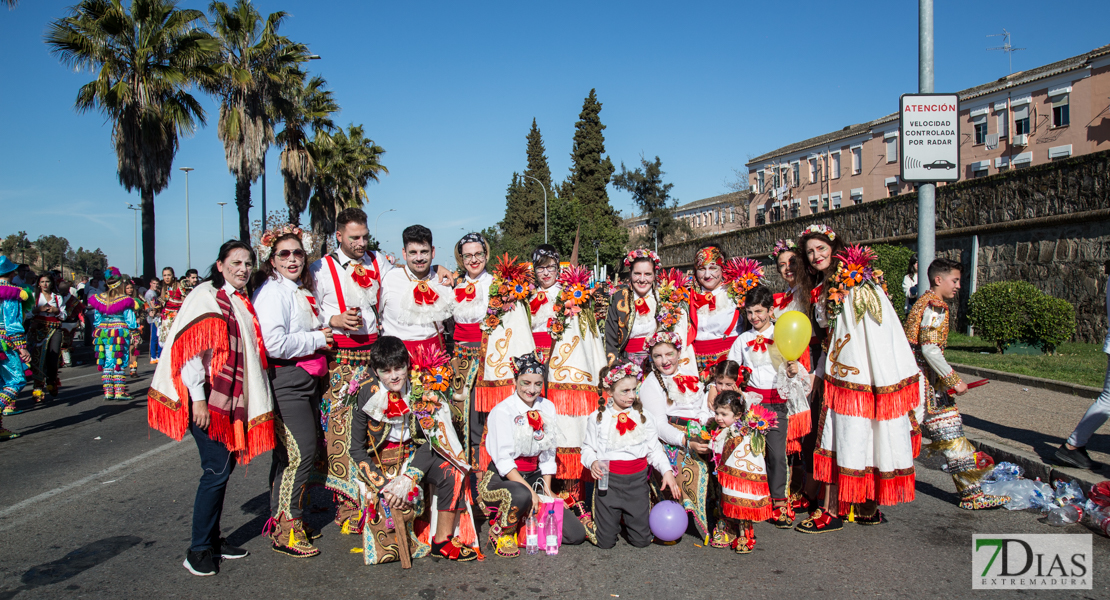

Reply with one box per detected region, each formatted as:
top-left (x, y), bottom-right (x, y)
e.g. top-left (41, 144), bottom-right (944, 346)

top-left (764, 402), bottom-right (789, 499)
top-left (268, 366), bottom-right (320, 520)
top-left (481, 469), bottom-right (587, 545)
top-left (593, 469), bottom-right (653, 549)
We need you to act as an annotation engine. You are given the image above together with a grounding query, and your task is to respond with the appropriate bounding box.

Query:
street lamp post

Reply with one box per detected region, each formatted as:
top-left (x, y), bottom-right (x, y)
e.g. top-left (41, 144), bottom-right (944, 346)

top-left (648, 218), bottom-right (660, 254)
top-left (917, 0), bottom-right (936, 270)
top-left (126, 204), bottom-right (140, 275)
top-left (217, 202), bottom-right (228, 241)
top-left (374, 208), bottom-right (395, 241)
top-left (522, 175), bottom-right (547, 243)
top-left (179, 167), bottom-right (194, 269)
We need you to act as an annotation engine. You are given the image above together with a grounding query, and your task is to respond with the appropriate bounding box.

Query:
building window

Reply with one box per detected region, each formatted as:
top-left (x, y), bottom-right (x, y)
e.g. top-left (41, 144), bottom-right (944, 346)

top-left (830, 152), bottom-right (841, 179)
top-left (885, 136), bottom-right (897, 163)
top-left (1014, 105), bottom-right (1030, 136)
top-left (973, 115), bottom-right (988, 144)
top-left (809, 197), bottom-right (818, 213)
top-left (888, 184), bottom-right (898, 197)
top-left (792, 163), bottom-right (800, 187)
top-left (821, 195), bottom-right (829, 211)
top-left (808, 158), bottom-right (817, 183)
top-left (757, 171), bottom-right (765, 194)
top-left (996, 109), bottom-right (1008, 138)
top-left (729, 207), bottom-right (734, 223)
top-left (851, 146), bottom-right (861, 175)
top-left (1052, 94), bottom-right (1070, 127)
top-left (831, 192), bottom-right (842, 209)
top-left (790, 204), bottom-right (799, 219)
top-left (973, 166), bottom-right (988, 178)
top-left (756, 209), bottom-right (765, 225)
top-left (851, 191), bottom-right (863, 205)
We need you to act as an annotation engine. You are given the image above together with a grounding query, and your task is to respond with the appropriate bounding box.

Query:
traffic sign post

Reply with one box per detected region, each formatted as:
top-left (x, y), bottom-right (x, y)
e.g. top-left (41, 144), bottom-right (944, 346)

top-left (899, 93), bottom-right (960, 182)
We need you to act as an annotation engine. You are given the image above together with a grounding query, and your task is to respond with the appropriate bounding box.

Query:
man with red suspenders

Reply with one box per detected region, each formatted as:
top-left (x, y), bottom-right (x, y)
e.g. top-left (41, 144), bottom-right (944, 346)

top-left (309, 208), bottom-right (395, 534)
top-left (379, 225), bottom-right (454, 357)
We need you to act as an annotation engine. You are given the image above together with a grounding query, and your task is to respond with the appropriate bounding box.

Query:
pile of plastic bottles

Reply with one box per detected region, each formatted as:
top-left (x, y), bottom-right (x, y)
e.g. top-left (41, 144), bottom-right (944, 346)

top-left (979, 462), bottom-right (1110, 534)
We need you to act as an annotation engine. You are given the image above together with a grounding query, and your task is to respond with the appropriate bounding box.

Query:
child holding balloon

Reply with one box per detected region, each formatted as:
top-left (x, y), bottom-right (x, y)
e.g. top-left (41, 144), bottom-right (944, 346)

top-left (583, 360), bottom-right (681, 548)
top-left (726, 285), bottom-right (810, 529)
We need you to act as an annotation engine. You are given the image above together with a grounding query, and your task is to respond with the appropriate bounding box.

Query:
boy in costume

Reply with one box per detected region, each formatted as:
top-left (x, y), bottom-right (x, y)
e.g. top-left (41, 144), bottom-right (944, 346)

top-left (906, 258), bottom-right (1008, 510)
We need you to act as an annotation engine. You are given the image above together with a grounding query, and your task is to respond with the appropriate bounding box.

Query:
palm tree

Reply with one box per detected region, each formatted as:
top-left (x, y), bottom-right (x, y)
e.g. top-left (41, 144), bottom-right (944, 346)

top-left (206, 0), bottom-right (308, 241)
top-left (46, 0), bottom-right (216, 280)
top-left (308, 124), bottom-right (387, 255)
top-left (276, 71), bottom-right (338, 226)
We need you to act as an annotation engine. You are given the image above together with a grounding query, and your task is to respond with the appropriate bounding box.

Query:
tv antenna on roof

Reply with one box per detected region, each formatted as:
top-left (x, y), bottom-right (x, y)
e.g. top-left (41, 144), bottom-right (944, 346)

top-left (987, 29), bottom-right (1025, 75)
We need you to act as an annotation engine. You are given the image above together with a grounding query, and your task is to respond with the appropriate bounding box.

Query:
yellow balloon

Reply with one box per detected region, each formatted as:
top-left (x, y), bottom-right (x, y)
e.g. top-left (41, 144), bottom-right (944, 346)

top-left (773, 310), bottom-right (813, 361)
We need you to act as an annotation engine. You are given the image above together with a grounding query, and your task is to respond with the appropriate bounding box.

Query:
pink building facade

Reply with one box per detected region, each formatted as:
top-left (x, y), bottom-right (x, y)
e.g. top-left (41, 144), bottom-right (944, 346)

top-left (745, 44), bottom-right (1110, 226)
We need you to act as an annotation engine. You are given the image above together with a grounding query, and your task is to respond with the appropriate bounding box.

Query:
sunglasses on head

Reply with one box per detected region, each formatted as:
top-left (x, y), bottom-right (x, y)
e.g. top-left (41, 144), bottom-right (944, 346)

top-left (275, 249), bottom-right (306, 259)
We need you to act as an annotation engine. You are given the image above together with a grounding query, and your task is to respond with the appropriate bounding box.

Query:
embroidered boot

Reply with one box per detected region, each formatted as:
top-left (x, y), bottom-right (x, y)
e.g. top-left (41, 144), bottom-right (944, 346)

top-left (488, 521), bottom-right (520, 558)
top-left (709, 519), bottom-right (738, 548)
top-left (102, 381), bottom-right (115, 400)
top-left (270, 517), bottom-right (320, 558)
top-left (0, 415), bottom-right (18, 441)
top-left (432, 537), bottom-right (479, 562)
top-left (794, 507), bottom-right (843, 534)
top-left (731, 522), bottom-right (756, 554)
top-left (569, 501), bottom-right (598, 546)
top-left (335, 499), bottom-right (363, 534)
top-left (770, 502), bottom-right (796, 529)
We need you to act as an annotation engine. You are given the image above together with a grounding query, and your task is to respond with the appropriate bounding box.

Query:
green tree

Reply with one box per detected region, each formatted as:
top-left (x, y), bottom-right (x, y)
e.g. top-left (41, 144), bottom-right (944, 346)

top-left (46, 0), bottom-right (217, 280)
top-left (498, 119), bottom-right (557, 260)
top-left (1, 232), bottom-right (39, 265)
top-left (307, 124), bottom-right (388, 254)
top-left (35, 235), bottom-right (71, 272)
top-left (612, 155), bottom-right (691, 248)
top-left (562, 89), bottom-right (615, 208)
top-left (207, 0), bottom-right (310, 241)
top-left (277, 71), bottom-right (338, 226)
top-left (72, 247), bottom-right (109, 277)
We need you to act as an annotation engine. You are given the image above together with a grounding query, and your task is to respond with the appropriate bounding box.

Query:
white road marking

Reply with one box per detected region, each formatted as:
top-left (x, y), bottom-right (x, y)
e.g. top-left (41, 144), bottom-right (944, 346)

top-left (0, 438), bottom-right (189, 526)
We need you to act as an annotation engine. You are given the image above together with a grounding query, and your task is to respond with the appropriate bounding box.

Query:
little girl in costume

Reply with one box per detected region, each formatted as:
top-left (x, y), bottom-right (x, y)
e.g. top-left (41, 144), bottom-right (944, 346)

top-left (704, 360), bottom-right (750, 412)
top-left (582, 360), bottom-right (680, 549)
top-left (709, 390), bottom-right (774, 553)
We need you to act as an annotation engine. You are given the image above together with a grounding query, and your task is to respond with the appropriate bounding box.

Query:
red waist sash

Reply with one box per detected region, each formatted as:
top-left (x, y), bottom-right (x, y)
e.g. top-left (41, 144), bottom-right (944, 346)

top-left (455, 322), bottom-right (482, 344)
top-left (402, 335), bottom-right (445, 358)
top-left (748, 387), bottom-right (785, 404)
top-left (334, 332), bottom-right (376, 349)
top-left (625, 336), bottom-right (647, 354)
top-left (692, 336), bottom-right (736, 356)
top-left (532, 331), bottom-right (553, 350)
top-left (609, 457), bottom-right (648, 475)
top-left (515, 455), bottom-right (540, 473)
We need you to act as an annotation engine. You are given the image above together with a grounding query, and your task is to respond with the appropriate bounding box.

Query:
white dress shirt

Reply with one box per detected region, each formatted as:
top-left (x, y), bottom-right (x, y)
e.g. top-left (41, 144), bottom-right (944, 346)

top-left (309, 247), bottom-right (392, 336)
top-left (379, 266), bottom-right (452, 342)
top-left (581, 405), bottom-right (671, 473)
top-left (453, 271), bottom-right (493, 325)
top-left (639, 372), bottom-right (713, 448)
top-left (484, 393), bottom-right (558, 477)
top-left (530, 283), bottom-right (561, 334)
top-left (693, 286), bottom-right (741, 339)
top-left (628, 291), bottom-right (658, 340)
top-left (727, 326), bottom-right (781, 389)
top-left (253, 275), bottom-right (327, 361)
top-left (34, 292), bottom-right (67, 321)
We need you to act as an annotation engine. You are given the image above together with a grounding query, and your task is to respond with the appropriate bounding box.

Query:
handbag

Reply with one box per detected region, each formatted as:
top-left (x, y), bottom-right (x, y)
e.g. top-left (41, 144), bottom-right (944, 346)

top-left (532, 479), bottom-right (564, 550)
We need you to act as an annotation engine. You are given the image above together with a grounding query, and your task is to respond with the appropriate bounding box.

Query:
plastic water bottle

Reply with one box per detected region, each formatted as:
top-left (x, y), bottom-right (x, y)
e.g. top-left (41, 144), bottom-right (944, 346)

top-left (1046, 504), bottom-right (1081, 526)
top-left (525, 515), bottom-right (539, 555)
top-left (544, 509), bottom-right (558, 555)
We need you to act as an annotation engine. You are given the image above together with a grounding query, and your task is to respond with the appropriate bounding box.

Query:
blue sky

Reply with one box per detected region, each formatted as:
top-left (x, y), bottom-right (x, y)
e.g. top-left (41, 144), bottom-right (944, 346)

top-left (1, 1), bottom-right (1107, 275)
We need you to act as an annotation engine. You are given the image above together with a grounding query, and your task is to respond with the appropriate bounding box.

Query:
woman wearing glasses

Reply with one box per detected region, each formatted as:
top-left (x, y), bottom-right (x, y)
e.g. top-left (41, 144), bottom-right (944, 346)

top-left (529, 245), bottom-right (561, 362)
top-left (252, 225), bottom-right (334, 558)
top-left (452, 232), bottom-right (493, 464)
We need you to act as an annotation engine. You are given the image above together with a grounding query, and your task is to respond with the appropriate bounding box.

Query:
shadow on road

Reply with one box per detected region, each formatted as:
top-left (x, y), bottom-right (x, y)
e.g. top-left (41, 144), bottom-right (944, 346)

top-left (962, 413), bottom-right (1108, 472)
top-left (225, 492), bottom-right (271, 548)
top-left (0, 535), bottom-right (142, 600)
top-left (13, 399), bottom-right (147, 439)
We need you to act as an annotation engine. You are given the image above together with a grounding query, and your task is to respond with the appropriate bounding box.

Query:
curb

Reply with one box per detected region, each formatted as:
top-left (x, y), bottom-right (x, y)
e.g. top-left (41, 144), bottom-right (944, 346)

top-left (965, 435), bottom-right (1106, 492)
top-left (951, 363), bottom-right (1102, 398)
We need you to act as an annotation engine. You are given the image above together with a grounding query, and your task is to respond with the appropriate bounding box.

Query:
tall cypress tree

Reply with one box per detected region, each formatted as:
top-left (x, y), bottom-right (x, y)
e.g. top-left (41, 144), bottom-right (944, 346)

top-left (565, 89), bottom-right (615, 207)
top-left (498, 119), bottom-right (556, 259)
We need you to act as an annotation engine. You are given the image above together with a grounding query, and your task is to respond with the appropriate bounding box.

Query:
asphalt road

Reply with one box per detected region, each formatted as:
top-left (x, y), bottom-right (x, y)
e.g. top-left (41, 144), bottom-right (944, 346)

top-left (1, 355), bottom-right (1108, 600)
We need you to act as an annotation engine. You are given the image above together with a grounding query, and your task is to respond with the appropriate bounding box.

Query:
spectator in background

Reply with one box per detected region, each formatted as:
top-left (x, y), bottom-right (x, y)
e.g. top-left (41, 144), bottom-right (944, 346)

top-left (144, 279), bottom-right (162, 363)
top-left (903, 255), bottom-right (918, 313)
top-left (183, 269), bottom-right (200, 294)
top-left (1056, 260), bottom-right (1110, 470)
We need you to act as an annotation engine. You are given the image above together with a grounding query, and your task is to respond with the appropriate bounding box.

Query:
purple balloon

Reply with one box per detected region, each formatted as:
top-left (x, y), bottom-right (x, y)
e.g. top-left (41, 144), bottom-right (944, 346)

top-left (649, 500), bottom-right (687, 542)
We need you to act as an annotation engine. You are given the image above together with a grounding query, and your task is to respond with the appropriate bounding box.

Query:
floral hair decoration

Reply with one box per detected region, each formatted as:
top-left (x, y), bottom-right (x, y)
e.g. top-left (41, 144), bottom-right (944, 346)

top-left (603, 361), bottom-right (643, 389)
top-left (800, 224), bottom-right (837, 241)
top-left (645, 330), bottom-right (682, 352)
top-left (510, 352), bottom-right (545, 377)
top-left (623, 248), bottom-right (661, 271)
top-left (695, 246), bottom-right (724, 268)
top-left (259, 224), bottom-right (308, 261)
top-left (770, 239), bottom-right (798, 261)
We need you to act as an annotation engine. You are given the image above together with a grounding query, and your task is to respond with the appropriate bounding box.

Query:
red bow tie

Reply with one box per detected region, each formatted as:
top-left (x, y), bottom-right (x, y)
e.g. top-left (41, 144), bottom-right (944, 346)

top-left (414, 280), bottom-right (439, 305)
top-left (615, 411), bottom-right (637, 435)
top-left (634, 296), bottom-right (650, 316)
top-left (385, 391), bottom-right (410, 418)
top-left (529, 291), bottom-right (548, 314)
top-left (455, 282), bottom-right (476, 302)
top-left (692, 292), bottom-right (716, 311)
top-left (526, 410), bottom-right (544, 432)
top-left (350, 262), bottom-right (377, 289)
top-left (773, 292), bottom-right (793, 310)
top-left (673, 374), bottom-right (699, 393)
top-left (747, 335), bottom-right (774, 353)
top-left (811, 285), bottom-right (824, 305)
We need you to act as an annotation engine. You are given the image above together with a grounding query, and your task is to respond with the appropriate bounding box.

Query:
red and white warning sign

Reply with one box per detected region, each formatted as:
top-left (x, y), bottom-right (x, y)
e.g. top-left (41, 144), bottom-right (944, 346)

top-left (900, 93), bottom-right (960, 182)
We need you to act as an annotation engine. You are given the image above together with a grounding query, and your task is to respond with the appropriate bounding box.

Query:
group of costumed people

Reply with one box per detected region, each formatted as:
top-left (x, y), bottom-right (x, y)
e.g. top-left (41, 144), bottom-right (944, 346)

top-left (135, 207), bottom-right (1003, 577)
